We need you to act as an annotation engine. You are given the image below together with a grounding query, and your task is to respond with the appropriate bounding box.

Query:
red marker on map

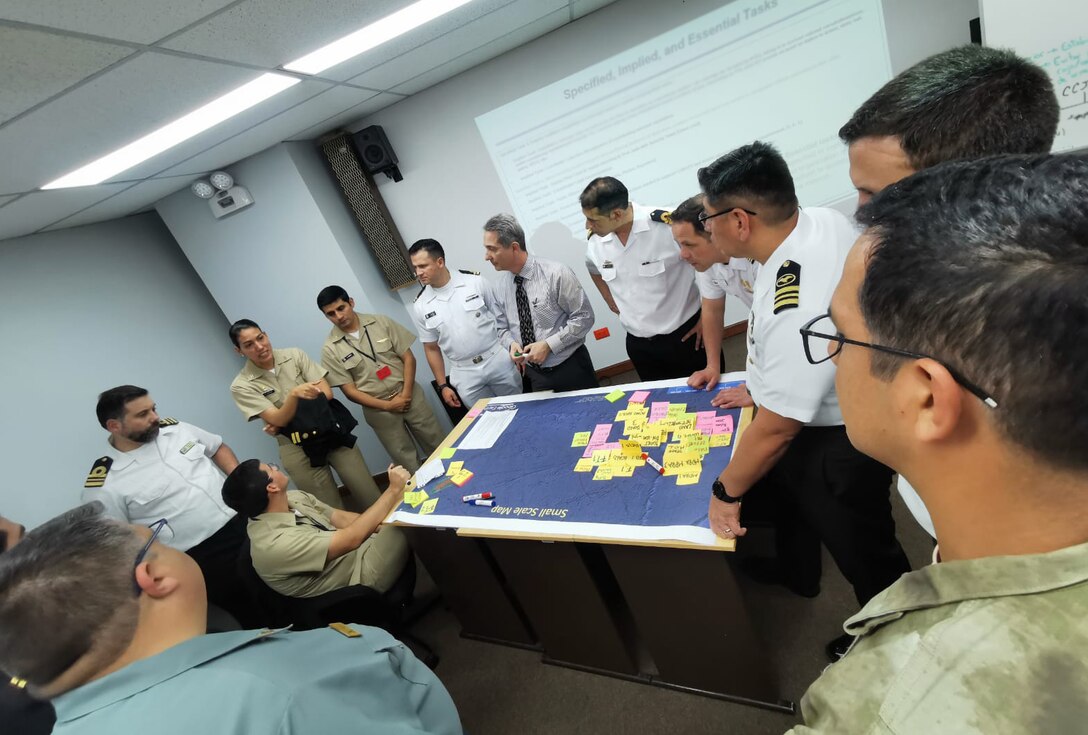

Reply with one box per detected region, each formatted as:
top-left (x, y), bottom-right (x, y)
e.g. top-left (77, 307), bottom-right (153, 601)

top-left (642, 453), bottom-right (665, 475)
top-left (462, 492), bottom-right (493, 502)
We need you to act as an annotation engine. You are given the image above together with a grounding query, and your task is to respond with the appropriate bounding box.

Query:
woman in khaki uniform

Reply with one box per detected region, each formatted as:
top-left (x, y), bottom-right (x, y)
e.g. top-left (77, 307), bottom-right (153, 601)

top-left (229, 319), bottom-right (381, 509)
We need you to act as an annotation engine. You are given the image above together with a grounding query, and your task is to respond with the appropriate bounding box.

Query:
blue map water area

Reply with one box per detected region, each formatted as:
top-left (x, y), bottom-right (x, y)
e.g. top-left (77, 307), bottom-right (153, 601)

top-left (412, 383), bottom-right (744, 531)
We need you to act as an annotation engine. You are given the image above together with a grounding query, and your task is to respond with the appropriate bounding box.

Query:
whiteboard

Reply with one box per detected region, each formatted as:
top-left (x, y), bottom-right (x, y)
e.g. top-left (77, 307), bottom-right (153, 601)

top-left (982, 0), bottom-right (1088, 152)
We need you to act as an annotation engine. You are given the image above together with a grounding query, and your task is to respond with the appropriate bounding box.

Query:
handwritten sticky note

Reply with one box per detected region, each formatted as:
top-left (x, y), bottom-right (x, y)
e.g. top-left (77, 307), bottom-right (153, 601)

top-left (629, 390), bottom-right (651, 403)
top-left (571, 431), bottom-right (591, 447)
top-left (713, 415), bottom-right (735, 434)
top-left (649, 402), bottom-right (669, 421)
top-left (590, 423), bottom-right (612, 445)
top-left (574, 458), bottom-right (595, 472)
top-left (446, 460), bottom-right (464, 476)
top-left (605, 389), bottom-right (625, 403)
top-left (667, 403), bottom-right (688, 416)
top-left (676, 468), bottom-right (702, 486)
top-left (419, 498), bottom-right (439, 515)
top-left (466, 407), bottom-right (482, 418)
top-left (450, 469), bottom-right (474, 487)
top-left (710, 433), bottom-right (733, 447)
top-left (403, 490), bottom-right (429, 508)
top-left (620, 439), bottom-right (642, 457)
top-left (438, 447), bottom-right (457, 459)
top-left (591, 449), bottom-right (612, 465)
top-left (593, 465), bottom-right (615, 481)
top-left (611, 462), bottom-right (636, 478)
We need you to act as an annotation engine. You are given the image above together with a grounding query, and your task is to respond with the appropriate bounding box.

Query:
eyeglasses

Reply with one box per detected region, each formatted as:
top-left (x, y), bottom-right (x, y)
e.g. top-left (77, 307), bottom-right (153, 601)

top-left (697, 205), bottom-right (759, 227)
top-left (132, 518), bottom-right (170, 595)
top-left (266, 462), bottom-right (280, 472)
top-left (799, 313), bottom-right (998, 409)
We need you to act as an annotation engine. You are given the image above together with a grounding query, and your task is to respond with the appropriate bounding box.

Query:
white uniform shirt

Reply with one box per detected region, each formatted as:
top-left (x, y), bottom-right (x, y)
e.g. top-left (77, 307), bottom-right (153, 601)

top-left (695, 259), bottom-right (760, 309)
top-left (585, 204), bottom-right (700, 337)
top-left (747, 208), bottom-right (857, 426)
top-left (81, 422), bottom-right (236, 551)
top-left (410, 271), bottom-right (508, 363)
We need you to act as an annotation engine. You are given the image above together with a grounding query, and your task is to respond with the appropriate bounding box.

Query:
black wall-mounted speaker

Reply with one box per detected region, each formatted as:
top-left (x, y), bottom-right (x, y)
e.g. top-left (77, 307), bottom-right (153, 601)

top-left (318, 132), bottom-right (414, 289)
top-left (350, 125), bottom-right (403, 182)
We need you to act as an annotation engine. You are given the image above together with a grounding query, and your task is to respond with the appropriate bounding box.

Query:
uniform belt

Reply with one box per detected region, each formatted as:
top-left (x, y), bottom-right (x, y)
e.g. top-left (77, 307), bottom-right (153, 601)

top-left (449, 343), bottom-right (501, 369)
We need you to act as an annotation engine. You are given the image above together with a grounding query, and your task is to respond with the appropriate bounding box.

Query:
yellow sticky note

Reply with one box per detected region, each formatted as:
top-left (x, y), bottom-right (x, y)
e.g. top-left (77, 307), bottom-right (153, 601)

top-left (574, 458), bottom-right (595, 472)
top-left (419, 498), bottom-right (439, 515)
top-left (620, 439), bottom-right (642, 457)
top-left (605, 389), bottom-right (625, 403)
top-left (710, 433), bottom-right (733, 447)
top-left (591, 449), bottom-right (612, 465)
top-left (594, 465), bottom-right (615, 481)
top-left (667, 403), bottom-right (687, 416)
top-left (450, 469), bottom-right (474, 487)
top-left (676, 468), bottom-right (702, 486)
top-left (446, 461), bottom-right (464, 476)
top-left (438, 447), bottom-right (457, 459)
top-left (612, 461), bottom-right (637, 477)
top-left (571, 431), bottom-right (591, 447)
top-left (403, 490), bottom-right (429, 508)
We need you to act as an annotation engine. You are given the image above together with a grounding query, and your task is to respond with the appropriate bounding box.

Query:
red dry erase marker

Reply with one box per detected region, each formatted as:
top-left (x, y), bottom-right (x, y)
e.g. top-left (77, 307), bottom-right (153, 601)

top-left (462, 492), bottom-right (493, 502)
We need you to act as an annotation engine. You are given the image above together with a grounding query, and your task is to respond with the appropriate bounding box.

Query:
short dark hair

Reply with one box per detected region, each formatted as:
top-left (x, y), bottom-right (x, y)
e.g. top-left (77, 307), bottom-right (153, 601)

top-left (0, 502), bottom-right (142, 690)
top-left (228, 319), bottom-right (261, 348)
top-left (221, 459), bottom-right (273, 518)
top-left (670, 195), bottom-right (708, 234)
top-left (408, 238), bottom-right (445, 261)
top-left (95, 385), bottom-right (148, 429)
top-left (697, 141), bottom-right (798, 223)
top-left (856, 153), bottom-right (1088, 471)
top-left (579, 177), bottom-right (629, 214)
top-left (839, 45), bottom-right (1059, 170)
top-left (316, 285), bottom-right (350, 310)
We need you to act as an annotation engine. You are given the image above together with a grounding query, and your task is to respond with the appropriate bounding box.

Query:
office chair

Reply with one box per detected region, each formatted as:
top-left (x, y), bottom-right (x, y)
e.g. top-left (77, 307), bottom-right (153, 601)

top-left (235, 540), bottom-right (439, 668)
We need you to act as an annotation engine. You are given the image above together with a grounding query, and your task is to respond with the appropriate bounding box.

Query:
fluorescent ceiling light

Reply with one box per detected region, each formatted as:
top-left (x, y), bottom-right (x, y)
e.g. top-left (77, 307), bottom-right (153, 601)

top-left (284, 0), bottom-right (475, 75)
top-left (42, 73), bottom-right (300, 190)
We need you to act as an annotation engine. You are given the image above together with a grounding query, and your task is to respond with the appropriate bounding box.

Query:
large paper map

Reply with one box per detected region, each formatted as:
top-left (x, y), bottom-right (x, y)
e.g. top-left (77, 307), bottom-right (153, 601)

top-left (389, 381), bottom-right (749, 545)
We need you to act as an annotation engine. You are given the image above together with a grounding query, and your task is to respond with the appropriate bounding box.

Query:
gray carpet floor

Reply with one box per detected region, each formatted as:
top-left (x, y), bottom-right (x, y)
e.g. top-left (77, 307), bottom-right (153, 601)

top-left (405, 333), bottom-right (935, 734)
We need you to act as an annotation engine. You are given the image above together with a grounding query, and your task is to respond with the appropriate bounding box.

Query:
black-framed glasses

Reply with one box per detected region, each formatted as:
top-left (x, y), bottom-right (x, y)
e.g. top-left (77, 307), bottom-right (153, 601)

top-left (698, 205), bottom-right (759, 227)
top-left (133, 518), bottom-right (170, 595)
top-left (799, 313), bottom-right (998, 409)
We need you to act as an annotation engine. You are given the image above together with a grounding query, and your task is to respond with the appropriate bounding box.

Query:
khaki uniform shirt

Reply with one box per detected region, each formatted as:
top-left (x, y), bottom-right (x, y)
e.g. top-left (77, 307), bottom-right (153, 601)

top-left (790, 540), bottom-right (1088, 734)
top-left (229, 347), bottom-right (327, 421)
top-left (321, 314), bottom-right (416, 398)
top-left (248, 490), bottom-right (364, 598)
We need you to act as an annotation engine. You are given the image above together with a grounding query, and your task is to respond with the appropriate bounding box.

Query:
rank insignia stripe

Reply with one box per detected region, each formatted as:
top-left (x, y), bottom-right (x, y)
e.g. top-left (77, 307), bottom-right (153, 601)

top-left (650, 209), bottom-right (672, 224)
top-left (458, 269), bottom-right (481, 276)
top-left (773, 260), bottom-right (801, 314)
top-left (158, 417), bottom-right (179, 426)
top-left (84, 456), bottom-right (113, 488)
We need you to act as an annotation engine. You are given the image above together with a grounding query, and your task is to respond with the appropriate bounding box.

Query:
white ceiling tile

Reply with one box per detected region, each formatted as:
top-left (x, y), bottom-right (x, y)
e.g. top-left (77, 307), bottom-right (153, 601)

top-left (161, 0), bottom-right (414, 69)
top-left (285, 92), bottom-right (405, 142)
top-left (41, 177), bottom-right (198, 231)
top-left (348, 0), bottom-right (567, 90)
top-left (0, 52), bottom-right (286, 193)
top-left (157, 85), bottom-right (381, 176)
top-left (390, 7), bottom-right (568, 95)
top-left (0, 184), bottom-right (129, 242)
top-left (105, 78), bottom-right (337, 182)
top-left (0, 0), bottom-right (240, 44)
top-left (0, 26), bottom-right (134, 125)
top-left (570, 0), bottom-right (621, 20)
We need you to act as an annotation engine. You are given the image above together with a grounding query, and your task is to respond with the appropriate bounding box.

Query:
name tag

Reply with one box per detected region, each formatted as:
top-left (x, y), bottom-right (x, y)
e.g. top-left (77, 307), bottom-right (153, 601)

top-left (261, 388), bottom-right (275, 397)
top-left (180, 441), bottom-right (196, 455)
top-left (425, 311), bottom-right (437, 319)
top-left (341, 352), bottom-right (355, 362)
top-left (465, 294), bottom-right (481, 303)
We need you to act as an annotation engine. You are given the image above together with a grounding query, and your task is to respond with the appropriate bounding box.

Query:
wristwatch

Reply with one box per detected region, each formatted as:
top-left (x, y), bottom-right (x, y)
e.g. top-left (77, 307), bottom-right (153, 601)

top-left (712, 479), bottom-right (742, 504)
top-left (438, 383), bottom-right (451, 391)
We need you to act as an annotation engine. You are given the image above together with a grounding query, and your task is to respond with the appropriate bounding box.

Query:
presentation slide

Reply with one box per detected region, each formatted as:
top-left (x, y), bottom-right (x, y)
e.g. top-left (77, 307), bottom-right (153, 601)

top-left (475, 0), bottom-right (891, 238)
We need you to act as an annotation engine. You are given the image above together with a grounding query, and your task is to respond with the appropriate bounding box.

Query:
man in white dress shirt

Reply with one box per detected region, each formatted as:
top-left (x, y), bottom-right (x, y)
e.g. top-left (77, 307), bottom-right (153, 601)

top-left (82, 384), bottom-right (261, 625)
top-left (581, 176), bottom-right (706, 381)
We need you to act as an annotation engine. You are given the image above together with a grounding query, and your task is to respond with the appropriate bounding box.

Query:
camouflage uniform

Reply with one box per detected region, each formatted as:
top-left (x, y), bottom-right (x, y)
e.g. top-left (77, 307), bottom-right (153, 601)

top-left (789, 541), bottom-right (1088, 733)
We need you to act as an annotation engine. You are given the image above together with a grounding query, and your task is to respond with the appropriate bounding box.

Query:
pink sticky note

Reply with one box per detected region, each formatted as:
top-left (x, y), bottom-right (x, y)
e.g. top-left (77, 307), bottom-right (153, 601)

top-left (590, 423), bottom-right (612, 443)
top-left (713, 415), bottom-right (735, 434)
top-left (630, 390), bottom-right (651, 403)
top-left (649, 402), bottom-right (669, 421)
top-left (467, 407), bottom-right (482, 418)
top-left (696, 411), bottom-right (716, 421)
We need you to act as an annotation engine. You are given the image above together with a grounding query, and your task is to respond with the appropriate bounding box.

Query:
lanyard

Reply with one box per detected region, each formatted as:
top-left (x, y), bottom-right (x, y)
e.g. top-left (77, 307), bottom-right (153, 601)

top-left (348, 327), bottom-right (379, 363)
